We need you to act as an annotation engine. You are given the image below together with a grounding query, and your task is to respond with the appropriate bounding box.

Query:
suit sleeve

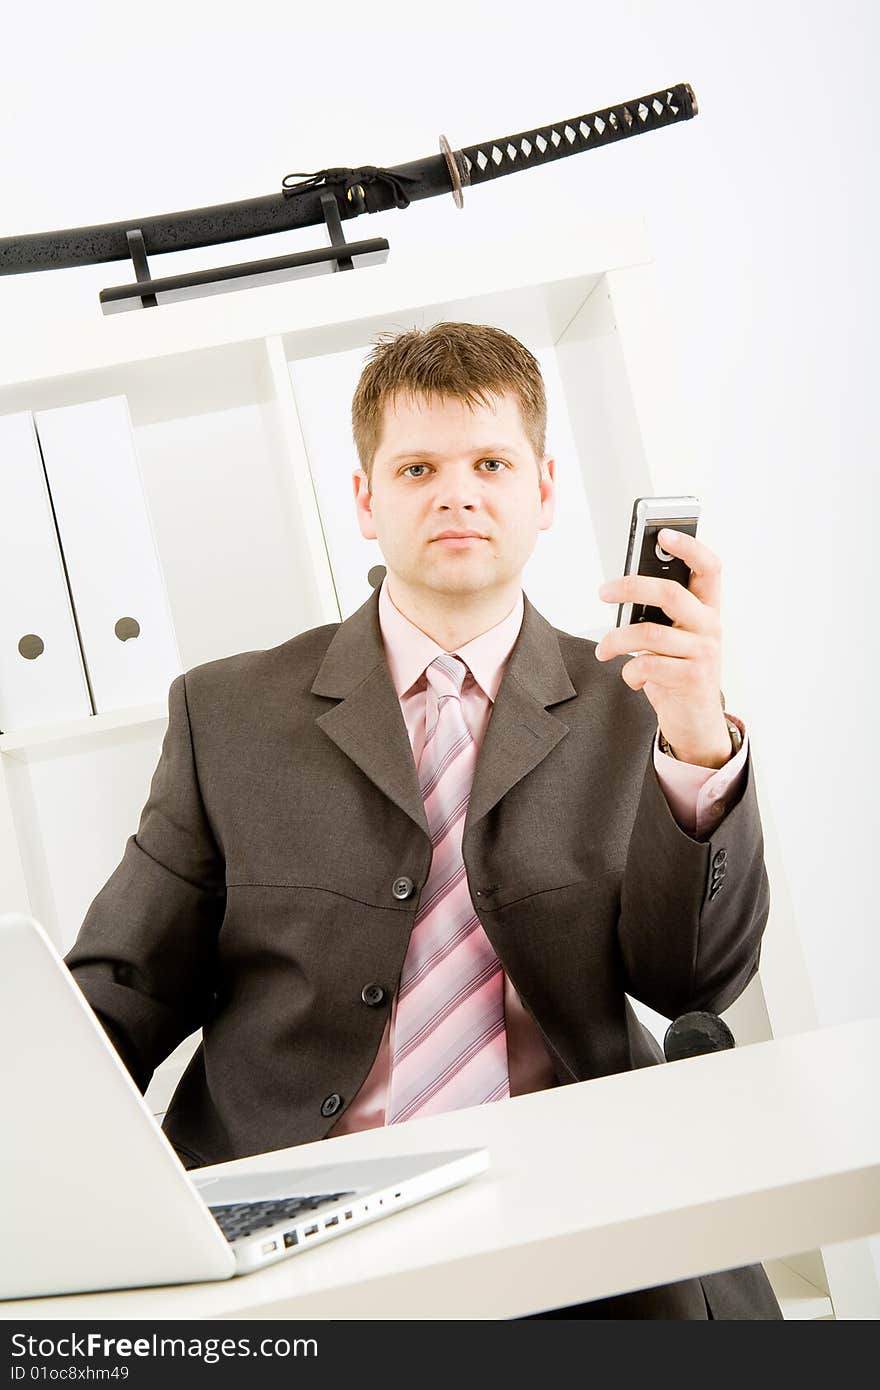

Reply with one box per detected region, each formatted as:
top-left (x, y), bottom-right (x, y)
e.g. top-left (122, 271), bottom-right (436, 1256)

top-left (616, 738), bottom-right (770, 1020)
top-left (63, 672), bottom-right (226, 1093)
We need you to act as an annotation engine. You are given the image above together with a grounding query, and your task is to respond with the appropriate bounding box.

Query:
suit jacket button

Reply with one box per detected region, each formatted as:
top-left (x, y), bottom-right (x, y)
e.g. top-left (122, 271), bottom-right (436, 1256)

top-left (713, 850), bottom-right (728, 868)
top-left (392, 876), bottom-right (415, 899)
top-left (361, 983), bottom-right (386, 1007)
top-left (321, 1093), bottom-right (343, 1118)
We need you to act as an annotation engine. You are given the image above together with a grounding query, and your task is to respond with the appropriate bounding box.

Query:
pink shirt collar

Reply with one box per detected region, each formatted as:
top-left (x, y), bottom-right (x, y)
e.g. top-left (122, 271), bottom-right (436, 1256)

top-left (378, 577), bottom-right (524, 702)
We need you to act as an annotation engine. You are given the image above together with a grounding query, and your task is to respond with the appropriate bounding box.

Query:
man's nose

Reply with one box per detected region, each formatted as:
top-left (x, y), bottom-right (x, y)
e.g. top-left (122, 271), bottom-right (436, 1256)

top-left (434, 463), bottom-right (481, 509)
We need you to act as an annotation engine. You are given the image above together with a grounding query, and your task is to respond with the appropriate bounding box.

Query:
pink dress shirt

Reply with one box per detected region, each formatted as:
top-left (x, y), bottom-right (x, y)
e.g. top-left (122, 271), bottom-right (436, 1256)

top-left (327, 578), bottom-right (749, 1136)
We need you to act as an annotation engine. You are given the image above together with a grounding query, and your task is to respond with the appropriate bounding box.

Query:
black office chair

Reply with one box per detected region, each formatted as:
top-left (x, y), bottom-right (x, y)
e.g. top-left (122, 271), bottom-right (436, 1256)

top-left (663, 1010), bottom-right (736, 1061)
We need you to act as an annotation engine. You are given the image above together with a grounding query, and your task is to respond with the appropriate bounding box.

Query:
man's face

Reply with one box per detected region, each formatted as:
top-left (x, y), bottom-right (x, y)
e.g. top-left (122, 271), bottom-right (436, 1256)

top-left (353, 389), bottom-right (555, 601)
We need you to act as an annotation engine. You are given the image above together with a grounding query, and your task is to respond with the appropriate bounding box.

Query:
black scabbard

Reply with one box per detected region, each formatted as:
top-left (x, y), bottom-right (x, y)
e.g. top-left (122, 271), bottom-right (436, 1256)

top-left (0, 158), bottom-right (451, 275)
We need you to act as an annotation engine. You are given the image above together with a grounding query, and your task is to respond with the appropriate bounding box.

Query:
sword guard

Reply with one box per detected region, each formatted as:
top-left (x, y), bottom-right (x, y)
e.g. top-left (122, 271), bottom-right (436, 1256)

top-left (439, 135), bottom-right (466, 209)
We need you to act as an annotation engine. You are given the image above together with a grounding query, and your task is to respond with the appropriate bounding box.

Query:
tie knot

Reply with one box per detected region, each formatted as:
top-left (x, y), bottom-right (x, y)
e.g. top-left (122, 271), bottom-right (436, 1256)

top-left (425, 654), bottom-right (468, 700)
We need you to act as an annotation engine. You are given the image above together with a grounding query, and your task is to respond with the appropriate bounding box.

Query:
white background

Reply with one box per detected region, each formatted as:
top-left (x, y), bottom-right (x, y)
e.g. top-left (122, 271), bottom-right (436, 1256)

top-left (2, 0), bottom-right (878, 1274)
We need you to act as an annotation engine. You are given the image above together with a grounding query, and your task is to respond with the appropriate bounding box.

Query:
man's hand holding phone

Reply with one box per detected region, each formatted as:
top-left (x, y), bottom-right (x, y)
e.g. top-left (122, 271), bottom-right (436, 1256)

top-left (594, 526), bottom-right (733, 770)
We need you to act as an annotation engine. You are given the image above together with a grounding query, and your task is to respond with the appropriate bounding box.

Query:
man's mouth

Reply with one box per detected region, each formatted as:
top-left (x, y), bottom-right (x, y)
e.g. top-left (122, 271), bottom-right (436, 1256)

top-left (431, 531), bottom-right (489, 546)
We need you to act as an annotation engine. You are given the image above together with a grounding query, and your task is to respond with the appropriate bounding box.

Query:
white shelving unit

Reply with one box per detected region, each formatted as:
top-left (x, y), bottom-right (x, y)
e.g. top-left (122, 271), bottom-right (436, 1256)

top-left (1, 213), bottom-right (869, 1316)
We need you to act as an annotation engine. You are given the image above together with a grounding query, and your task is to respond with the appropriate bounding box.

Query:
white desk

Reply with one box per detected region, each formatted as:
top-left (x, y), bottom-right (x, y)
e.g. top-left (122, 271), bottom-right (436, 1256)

top-left (4, 1019), bottom-right (879, 1320)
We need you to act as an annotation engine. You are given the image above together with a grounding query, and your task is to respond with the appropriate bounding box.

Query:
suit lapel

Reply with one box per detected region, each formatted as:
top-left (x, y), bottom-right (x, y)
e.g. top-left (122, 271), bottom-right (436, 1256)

top-left (310, 587), bottom-right (578, 840)
top-left (311, 589), bottom-right (430, 839)
top-left (465, 594), bottom-right (576, 830)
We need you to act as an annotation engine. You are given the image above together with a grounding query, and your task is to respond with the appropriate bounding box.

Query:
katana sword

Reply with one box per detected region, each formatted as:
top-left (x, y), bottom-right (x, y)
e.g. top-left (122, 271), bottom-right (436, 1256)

top-left (0, 84), bottom-right (698, 277)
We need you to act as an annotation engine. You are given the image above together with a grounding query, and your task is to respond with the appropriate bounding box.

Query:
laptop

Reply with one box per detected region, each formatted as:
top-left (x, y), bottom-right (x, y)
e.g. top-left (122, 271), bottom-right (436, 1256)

top-left (0, 912), bottom-right (489, 1301)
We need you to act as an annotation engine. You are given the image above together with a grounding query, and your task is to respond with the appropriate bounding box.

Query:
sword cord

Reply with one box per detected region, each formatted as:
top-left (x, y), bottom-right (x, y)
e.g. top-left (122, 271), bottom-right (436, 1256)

top-left (280, 165), bottom-right (422, 211)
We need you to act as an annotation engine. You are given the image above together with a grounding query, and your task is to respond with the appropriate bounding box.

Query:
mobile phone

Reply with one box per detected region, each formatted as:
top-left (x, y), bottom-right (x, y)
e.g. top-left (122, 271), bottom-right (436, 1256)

top-left (616, 496), bottom-right (700, 630)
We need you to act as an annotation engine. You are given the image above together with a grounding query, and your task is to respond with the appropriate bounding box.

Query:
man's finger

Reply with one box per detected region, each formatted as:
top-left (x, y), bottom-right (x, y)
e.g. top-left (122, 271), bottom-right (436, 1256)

top-left (656, 527), bottom-right (722, 611)
top-left (595, 622), bottom-right (702, 662)
top-left (598, 574), bottom-right (714, 630)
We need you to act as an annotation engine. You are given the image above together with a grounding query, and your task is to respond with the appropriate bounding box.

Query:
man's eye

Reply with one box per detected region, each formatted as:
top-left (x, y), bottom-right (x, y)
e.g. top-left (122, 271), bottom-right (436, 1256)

top-left (401, 460), bottom-right (507, 477)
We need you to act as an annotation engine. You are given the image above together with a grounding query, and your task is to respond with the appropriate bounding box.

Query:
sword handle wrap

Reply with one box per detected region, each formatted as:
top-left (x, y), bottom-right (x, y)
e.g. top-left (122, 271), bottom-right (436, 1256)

top-left (457, 83), bottom-right (697, 187)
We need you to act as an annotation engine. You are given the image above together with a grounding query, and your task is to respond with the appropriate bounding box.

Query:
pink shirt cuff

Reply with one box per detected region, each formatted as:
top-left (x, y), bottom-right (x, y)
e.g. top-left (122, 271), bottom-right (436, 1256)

top-left (652, 712), bottom-right (748, 841)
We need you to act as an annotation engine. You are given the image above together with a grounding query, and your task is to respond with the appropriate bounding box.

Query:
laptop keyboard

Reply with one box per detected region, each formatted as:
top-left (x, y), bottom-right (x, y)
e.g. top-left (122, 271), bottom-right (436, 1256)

top-left (208, 1192), bottom-right (356, 1242)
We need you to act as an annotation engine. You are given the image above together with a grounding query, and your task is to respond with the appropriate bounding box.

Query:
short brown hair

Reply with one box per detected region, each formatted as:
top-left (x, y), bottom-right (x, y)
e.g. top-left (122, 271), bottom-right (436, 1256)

top-left (351, 321), bottom-right (547, 486)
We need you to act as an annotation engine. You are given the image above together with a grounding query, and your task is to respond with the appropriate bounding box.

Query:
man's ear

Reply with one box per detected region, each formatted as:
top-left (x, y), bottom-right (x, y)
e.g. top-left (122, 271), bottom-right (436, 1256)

top-left (538, 455), bottom-right (555, 532)
top-left (353, 469), bottom-right (378, 540)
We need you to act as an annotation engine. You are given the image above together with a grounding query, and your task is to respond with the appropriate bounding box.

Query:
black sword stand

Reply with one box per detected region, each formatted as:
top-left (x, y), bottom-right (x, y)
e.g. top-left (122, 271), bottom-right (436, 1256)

top-left (98, 192), bottom-right (390, 315)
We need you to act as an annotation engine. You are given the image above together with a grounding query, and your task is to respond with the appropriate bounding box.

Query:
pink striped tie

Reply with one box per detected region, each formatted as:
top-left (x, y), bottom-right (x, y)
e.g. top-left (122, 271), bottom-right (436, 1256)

top-left (387, 654), bottom-right (510, 1125)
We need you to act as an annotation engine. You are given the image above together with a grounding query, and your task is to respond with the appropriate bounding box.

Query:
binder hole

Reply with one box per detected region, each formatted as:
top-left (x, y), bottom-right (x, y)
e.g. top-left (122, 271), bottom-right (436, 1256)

top-left (367, 565), bottom-right (386, 590)
top-left (19, 635), bottom-right (44, 660)
top-left (115, 617), bottom-right (141, 642)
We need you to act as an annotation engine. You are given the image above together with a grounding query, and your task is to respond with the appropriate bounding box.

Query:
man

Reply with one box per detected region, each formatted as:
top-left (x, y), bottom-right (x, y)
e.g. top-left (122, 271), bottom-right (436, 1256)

top-left (65, 321), bottom-right (781, 1318)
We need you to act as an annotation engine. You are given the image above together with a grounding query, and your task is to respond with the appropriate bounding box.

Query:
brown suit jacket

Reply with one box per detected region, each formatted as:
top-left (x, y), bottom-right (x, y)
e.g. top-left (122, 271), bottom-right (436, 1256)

top-left (65, 586), bottom-right (781, 1317)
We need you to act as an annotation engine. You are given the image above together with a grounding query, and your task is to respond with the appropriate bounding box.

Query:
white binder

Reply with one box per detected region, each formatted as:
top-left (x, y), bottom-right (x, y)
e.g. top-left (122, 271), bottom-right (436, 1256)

top-left (32, 396), bottom-right (181, 714)
top-left (0, 411), bottom-right (93, 734)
